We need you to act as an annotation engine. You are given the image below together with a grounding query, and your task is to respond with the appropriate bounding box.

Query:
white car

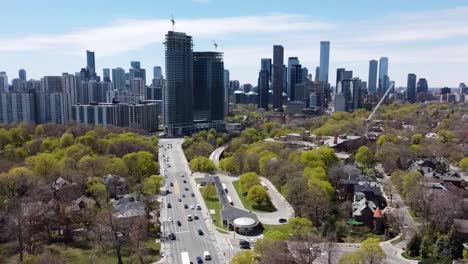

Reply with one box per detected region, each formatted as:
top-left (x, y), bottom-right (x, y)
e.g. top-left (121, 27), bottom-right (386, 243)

top-left (168, 217), bottom-right (173, 222)
top-left (190, 205), bottom-right (195, 210)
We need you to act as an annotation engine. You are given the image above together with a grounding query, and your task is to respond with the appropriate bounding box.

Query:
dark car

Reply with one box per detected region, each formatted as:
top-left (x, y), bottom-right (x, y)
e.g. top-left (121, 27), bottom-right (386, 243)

top-left (167, 203), bottom-right (172, 208)
top-left (278, 218), bottom-right (288, 224)
top-left (182, 194), bottom-right (186, 198)
top-left (194, 215), bottom-right (199, 220)
top-left (197, 256), bottom-right (203, 263)
top-left (177, 221), bottom-right (182, 226)
top-left (191, 193), bottom-right (195, 197)
top-left (198, 229), bottom-right (204, 235)
top-left (239, 240), bottom-right (250, 249)
top-left (183, 180), bottom-right (187, 183)
top-left (185, 187), bottom-right (189, 191)
top-left (184, 204), bottom-right (188, 209)
top-left (178, 198), bottom-right (182, 202)
top-left (169, 233), bottom-right (176, 240)
top-left (170, 182), bottom-right (174, 187)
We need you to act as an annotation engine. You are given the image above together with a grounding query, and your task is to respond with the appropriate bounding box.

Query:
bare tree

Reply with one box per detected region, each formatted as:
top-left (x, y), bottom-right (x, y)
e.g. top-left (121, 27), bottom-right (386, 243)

top-left (93, 209), bottom-right (126, 264)
top-left (289, 234), bottom-right (323, 264)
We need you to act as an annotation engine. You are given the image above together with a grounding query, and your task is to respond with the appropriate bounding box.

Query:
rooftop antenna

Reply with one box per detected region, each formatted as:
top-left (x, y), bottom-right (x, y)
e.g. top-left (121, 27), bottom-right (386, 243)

top-left (171, 14), bottom-right (175, 31)
top-left (213, 40), bottom-right (218, 51)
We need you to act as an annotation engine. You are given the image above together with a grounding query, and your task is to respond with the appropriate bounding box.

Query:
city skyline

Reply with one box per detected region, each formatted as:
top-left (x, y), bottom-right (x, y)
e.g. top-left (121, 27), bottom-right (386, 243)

top-left (1, 1), bottom-right (468, 87)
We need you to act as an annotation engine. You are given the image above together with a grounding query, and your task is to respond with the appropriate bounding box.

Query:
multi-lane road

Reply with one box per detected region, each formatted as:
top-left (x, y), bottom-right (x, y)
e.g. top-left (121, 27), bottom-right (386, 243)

top-left (159, 138), bottom-right (223, 264)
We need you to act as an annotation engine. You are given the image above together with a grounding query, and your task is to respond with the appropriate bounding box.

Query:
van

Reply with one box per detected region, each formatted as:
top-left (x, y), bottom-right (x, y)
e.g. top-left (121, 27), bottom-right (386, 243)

top-left (203, 251), bottom-right (211, 260)
top-left (187, 215), bottom-right (193, 221)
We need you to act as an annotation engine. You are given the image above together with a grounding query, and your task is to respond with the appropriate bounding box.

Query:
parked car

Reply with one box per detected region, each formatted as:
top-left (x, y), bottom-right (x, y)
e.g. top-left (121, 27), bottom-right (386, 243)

top-left (278, 218), bottom-right (288, 223)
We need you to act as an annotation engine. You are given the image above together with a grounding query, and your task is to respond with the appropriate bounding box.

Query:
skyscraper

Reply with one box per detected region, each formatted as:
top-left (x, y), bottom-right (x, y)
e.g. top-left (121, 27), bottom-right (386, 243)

top-left (288, 64), bottom-right (303, 101)
top-left (164, 31), bottom-right (194, 136)
top-left (261, 58), bottom-right (272, 82)
top-left (368, 60), bottom-right (378, 94)
top-left (287, 57), bottom-right (300, 97)
top-left (378, 57), bottom-right (389, 94)
top-left (19, 69), bottom-right (27, 81)
top-left (336, 68), bottom-right (353, 93)
top-left (193, 52), bottom-right (225, 123)
top-left (0, 72), bottom-right (8, 92)
top-left (417, 78), bottom-right (428, 94)
top-left (258, 70), bottom-right (269, 109)
top-left (407, 73), bottom-right (417, 103)
top-left (272, 45), bottom-right (284, 111)
top-left (319, 41), bottom-right (330, 84)
top-left (129, 61), bottom-right (146, 84)
top-left (86, 50), bottom-right (96, 76)
top-left (224, 69), bottom-right (230, 115)
top-left (112, 68), bottom-right (126, 90)
top-left (103, 68), bottom-right (111, 82)
top-left (153, 66), bottom-right (163, 79)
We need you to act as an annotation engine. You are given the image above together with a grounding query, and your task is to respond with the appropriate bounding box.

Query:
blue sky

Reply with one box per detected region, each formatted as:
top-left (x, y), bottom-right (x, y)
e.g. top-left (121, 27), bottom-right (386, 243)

top-left (1, 0), bottom-right (468, 87)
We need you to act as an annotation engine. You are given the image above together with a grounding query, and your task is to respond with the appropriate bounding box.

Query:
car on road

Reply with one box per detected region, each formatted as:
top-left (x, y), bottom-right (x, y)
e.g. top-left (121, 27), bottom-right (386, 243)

top-left (170, 182), bottom-right (174, 187)
top-left (239, 240), bottom-right (250, 249)
top-left (197, 229), bottom-right (204, 235)
top-left (203, 251), bottom-right (211, 260)
top-left (167, 203), bottom-right (172, 208)
top-left (181, 173), bottom-right (184, 177)
top-left (182, 194), bottom-right (186, 198)
top-left (194, 215), bottom-right (199, 220)
top-left (183, 180), bottom-right (187, 183)
top-left (177, 221), bottom-right (182, 226)
top-left (190, 205), bottom-right (194, 210)
top-left (178, 198), bottom-right (182, 202)
top-left (191, 193), bottom-right (195, 197)
top-left (169, 233), bottom-right (176, 240)
top-left (278, 218), bottom-right (288, 224)
top-left (187, 215), bottom-right (193, 221)
top-left (168, 217), bottom-right (172, 222)
top-left (184, 204), bottom-right (188, 209)
top-left (196, 256), bottom-right (203, 263)
top-left (196, 205), bottom-right (201, 210)
top-left (185, 187), bottom-right (189, 191)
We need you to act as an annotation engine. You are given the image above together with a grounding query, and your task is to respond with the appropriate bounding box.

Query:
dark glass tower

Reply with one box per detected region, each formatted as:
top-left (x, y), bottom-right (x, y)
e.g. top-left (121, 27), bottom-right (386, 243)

top-left (164, 31), bottom-right (194, 136)
top-left (407, 73), bottom-right (417, 103)
top-left (272, 45), bottom-right (284, 111)
top-left (193, 52), bottom-right (225, 122)
top-left (18, 69), bottom-right (27, 81)
top-left (86, 50), bottom-right (96, 76)
top-left (368, 60), bottom-right (378, 94)
top-left (258, 69), bottom-right (269, 109)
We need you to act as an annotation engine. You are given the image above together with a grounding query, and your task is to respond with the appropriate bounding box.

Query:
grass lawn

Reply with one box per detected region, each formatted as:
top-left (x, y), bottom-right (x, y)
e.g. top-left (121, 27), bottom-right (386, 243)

top-left (200, 186), bottom-right (227, 231)
top-left (402, 251), bottom-right (422, 261)
top-left (232, 180), bottom-right (277, 212)
top-left (262, 224), bottom-right (291, 236)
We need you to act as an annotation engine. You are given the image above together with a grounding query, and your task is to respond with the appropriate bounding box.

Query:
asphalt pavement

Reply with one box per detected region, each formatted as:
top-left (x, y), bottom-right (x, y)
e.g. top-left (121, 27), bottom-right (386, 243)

top-left (159, 138), bottom-right (224, 264)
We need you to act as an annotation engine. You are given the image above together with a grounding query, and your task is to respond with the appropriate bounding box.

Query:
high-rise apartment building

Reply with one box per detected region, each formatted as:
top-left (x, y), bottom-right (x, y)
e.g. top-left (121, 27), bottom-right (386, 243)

top-left (19, 69), bottom-right (27, 81)
top-left (261, 58), bottom-right (272, 82)
top-left (223, 69), bottom-right (230, 115)
top-left (417, 78), bottom-right (428, 94)
top-left (42, 76), bottom-right (63, 93)
top-left (0, 72), bottom-right (9, 92)
top-left (129, 61), bottom-right (146, 84)
top-left (378, 57), bottom-right (389, 94)
top-left (112, 68), bottom-right (126, 90)
top-left (153, 66), bottom-right (163, 79)
top-left (103, 68), bottom-right (111, 82)
top-left (368, 60), bottom-right (378, 94)
top-left (193, 52), bottom-right (225, 123)
top-left (86, 50), bottom-right (96, 76)
top-left (319, 41), bottom-right (330, 84)
top-left (272, 45), bottom-right (284, 111)
top-left (315, 67), bottom-right (320, 82)
top-left (407, 73), bottom-right (417, 103)
top-left (0, 92), bottom-right (35, 124)
top-left (164, 31), bottom-right (194, 136)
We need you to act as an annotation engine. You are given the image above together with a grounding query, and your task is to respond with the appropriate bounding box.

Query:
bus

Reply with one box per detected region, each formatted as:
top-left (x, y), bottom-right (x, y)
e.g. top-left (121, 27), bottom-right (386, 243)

top-left (227, 195), bottom-right (234, 206)
top-left (181, 252), bottom-right (190, 264)
top-left (222, 183), bottom-right (228, 193)
top-left (260, 181), bottom-right (268, 190)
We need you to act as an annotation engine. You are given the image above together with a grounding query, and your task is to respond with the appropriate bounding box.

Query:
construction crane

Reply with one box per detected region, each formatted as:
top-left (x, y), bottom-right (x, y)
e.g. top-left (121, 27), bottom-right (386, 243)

top-left (365, 83), bottom-right (394, 136)
top-left (171, 14), bottom-right (175, 31)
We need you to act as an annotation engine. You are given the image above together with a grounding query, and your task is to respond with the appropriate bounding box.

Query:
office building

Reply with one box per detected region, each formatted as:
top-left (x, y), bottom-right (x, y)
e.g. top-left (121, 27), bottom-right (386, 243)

top-left (368, 60), bottom-right (378, 94)
top-left (261, 58), bottom-right (272, 82)
top-left (164, 31), bottom-right (194, 136)
top-left (19, 69), bottom-right (27, 81)
top-left (0, 72), bottom-right (9, 92)
top-left (42, 76), bottom-right (63, 93)
top-left (288, 64), bottom-right (303, 101)
top-left (417, 78), bottom-right (428, 94)
top-left (112, 68), bottom-right (126, 90)
top-left (407, 73), bottom-right (417, 103)
top-left (153, 66), bottom-right (163, 79)
top-left (146, 86), bottom-right (162, 100)
top-left (224, 69), bottom-right (230, 115)
top-left (319, 41), bottom-right (330, 84)
top-left (339, 78), bottom-right (363, 112)
top-left (103, 68), bottom-right (111, 82)
top-left (130, 78), bottom-right (145, 96)
top-left (86, 50), bottom-right (96, 76)
top-left (272, 45), bottom-right (284, 111)
top-left (78, 80), bottom-right (112, 104)
top-left (129, 61), bottom-right (146, 84)
top-left (336, 68), bottom-right (353, 93)
top-left (193, 52), bottom-right (225, 122)
top-left (258, 69), bottom-right (269, 109)
top-left (315, 67), bottom-right (320, 82)
top-left (378, 57), bottom-right (389, 94)
top-left (287, 57), bottom-right (300, 97)
top-left (0, 92), bottom-right (35, 124)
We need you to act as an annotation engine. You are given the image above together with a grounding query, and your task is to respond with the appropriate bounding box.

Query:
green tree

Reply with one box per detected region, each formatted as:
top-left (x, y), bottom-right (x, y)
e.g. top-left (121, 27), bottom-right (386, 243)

top-left (359, 237), bottom-right (386, 264)
top-left (64, 143), bottom-right (93, 161)
top-left (434, 235), bottom-right (451, 259)
top-left (420, 235), bottom-right (432, 259)
top-left (338, 251), bottom-right (362, 264)
top-left (8, 127), bottom-right (31, 147)
top-left (26, 153), bottom-right (59, 180)
top-left (189, 156), bottom-right (216, 173)
top-left (411, 133), bottom-right (423, 145)
top-left (239, 172), bottom-right (261, 194)
top-left (34, 124), bottom-right (45, 136)
top-left (314, 146), bottom-right (339, 167)
top-left (104, 157), bottom-right (129, 177)
top-left (288, 217), bottom-right (313, 239)
top-left (219, 156), bottom-right (239, 174)
top-left (247, 185), bottom-right (270, 206)
top-left (230, 250), bottom-right (255, 264)
top-left (300, 150), bottom-right (325, 169)
top-left (201, 184), bottom-right (217, 200)
top-left (0, 128), bottom-right (11, 149)
top-left (448, 226), bottom-right (464, 259)
top-left (355, 146), bottom-right (374, 170)
top-left (437, 130), bottom-right (454, 143)
top-left (142, 175), bottom-right (164, 195)
top-left (79, 155), bottom-right (105, 178)
top-left (304, 166), bottom-right (327, 181)
top-left (40, 137), bottom-right (60, 153)
top-left (86, 177), bottom-right (107, 203)
top-left (0, 167), bottom-right (34, 198)
top-left (402, 171), bottom-right (423, 198)
top-left (59, 132), bottom-right (74, 148)
top-left (459, 157), bottom-right (468, 173)
top-left (123, 151), bottom-right (157, 185)
top-left (390, 170), bottom-right (405, 193)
